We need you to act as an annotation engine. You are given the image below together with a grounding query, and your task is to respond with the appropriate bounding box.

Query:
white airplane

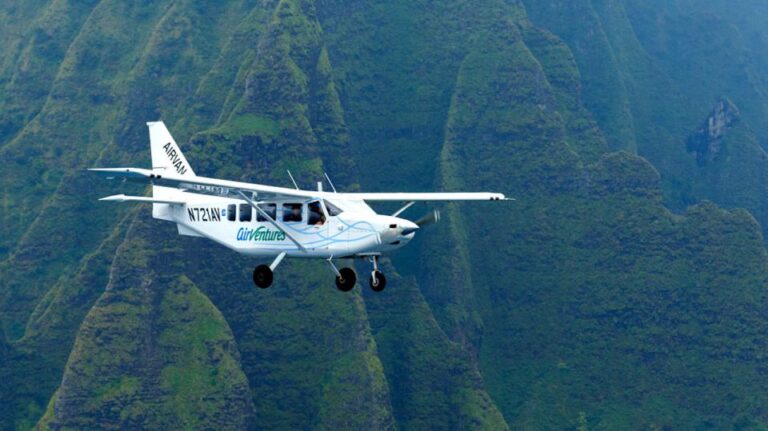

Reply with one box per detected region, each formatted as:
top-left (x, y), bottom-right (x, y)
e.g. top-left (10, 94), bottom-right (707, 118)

top-left (91, 122), bottom-right (508, 292)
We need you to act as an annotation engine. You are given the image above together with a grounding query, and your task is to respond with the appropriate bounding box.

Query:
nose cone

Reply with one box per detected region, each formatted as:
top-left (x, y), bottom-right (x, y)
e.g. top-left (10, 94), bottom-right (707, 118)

top-left (399, 220), bottom-right (419, 237)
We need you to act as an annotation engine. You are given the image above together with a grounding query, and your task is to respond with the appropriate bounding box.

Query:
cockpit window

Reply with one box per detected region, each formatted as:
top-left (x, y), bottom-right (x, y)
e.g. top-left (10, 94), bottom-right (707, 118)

top-left (308, 201), bottom-right (326, 226)
top-left (283, 203), bottom-right (302, 222)
top-left (325, 200), bottom-right (343, 217)
top-left (256, 203), bottom-right (276, 222)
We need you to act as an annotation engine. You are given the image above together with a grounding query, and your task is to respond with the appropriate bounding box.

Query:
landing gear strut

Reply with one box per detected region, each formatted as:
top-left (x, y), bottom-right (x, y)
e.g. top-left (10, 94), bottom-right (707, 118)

top-left (369, 256), bottom-right (386, 292)
top-left (335, 268), bottom-right (357, 292)
top-left (328, 257), bottom-right (357, 292)
top-left (252, 252), bottom-right (286, 289)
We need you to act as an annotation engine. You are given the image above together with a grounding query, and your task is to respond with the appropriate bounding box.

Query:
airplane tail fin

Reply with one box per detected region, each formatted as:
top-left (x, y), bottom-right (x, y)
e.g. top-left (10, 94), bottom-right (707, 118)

top-left (147, 121), bottom-right (194, 221)
top-left (147, 121), bottom-right (196, 177)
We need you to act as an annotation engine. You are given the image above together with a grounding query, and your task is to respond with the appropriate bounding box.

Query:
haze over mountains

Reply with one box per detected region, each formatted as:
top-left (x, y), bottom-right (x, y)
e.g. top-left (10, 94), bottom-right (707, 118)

top-left (2, 0), bottom-right (768, 429)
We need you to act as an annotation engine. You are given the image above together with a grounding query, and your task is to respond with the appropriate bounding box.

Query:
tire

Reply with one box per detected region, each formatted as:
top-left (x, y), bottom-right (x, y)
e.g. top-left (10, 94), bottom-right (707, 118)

top-left (335, 267), bottom-right (357, 292)
top-left (253, 264), bottom-right (273, 289)
top-left (369, 270), bottom-right (386, 292)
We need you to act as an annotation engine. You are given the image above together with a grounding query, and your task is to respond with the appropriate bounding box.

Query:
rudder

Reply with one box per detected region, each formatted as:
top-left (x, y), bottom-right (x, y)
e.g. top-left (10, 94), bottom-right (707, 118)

top-left (147, 121), bottom-right (194, 222)
top-left (147, 121), bottom-right (195, 177)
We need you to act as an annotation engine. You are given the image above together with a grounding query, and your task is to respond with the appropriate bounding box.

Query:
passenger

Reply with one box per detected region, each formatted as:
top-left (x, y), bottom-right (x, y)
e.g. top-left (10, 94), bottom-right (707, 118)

top-left (284, 204), bottom-right (302, 222)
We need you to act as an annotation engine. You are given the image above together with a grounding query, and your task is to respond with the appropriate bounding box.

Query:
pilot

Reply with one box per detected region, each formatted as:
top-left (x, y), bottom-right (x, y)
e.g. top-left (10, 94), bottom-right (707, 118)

top-left (308, 202), bottom-right (326, 226)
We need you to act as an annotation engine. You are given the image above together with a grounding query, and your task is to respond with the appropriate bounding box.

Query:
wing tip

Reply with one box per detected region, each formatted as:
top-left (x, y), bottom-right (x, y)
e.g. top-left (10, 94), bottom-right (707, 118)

top-left (490, 193), bottom-right (514, 201)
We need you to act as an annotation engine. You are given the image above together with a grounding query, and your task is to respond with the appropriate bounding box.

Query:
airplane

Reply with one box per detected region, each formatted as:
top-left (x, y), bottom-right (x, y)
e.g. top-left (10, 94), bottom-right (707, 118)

top-left (91, 121), bottom-right (509, 292)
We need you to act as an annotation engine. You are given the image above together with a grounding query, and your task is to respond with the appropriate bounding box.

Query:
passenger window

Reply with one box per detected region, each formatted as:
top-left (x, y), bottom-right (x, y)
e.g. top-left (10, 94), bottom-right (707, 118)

top-left (308, 201), bottom-right (326, 226)
top-left (256, 203), bottom-right (276, 222)
top-left (283, 203), bottom-right (302, 222)
top-left (227, 204), bottom-right (236, 222)
top-left (239, 204), bottom-right (252, 222)
top-left (325, 200), bottom-right (343, 217)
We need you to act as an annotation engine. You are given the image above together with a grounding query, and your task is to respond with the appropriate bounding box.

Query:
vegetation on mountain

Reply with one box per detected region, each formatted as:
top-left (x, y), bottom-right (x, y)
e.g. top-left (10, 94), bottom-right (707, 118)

top-left (1, 0), bottom-right (767, 429)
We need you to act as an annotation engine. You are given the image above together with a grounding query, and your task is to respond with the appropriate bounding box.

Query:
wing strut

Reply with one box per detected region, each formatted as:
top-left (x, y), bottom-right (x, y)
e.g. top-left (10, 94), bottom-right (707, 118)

top-left (237, 191), bottom-right (307, 253)
top-left (286, 170), bottom-right (299, 190)
top-left (392, 201), bottom-right (415, 217)
top-left (323, 172), bottom-right (337, 193)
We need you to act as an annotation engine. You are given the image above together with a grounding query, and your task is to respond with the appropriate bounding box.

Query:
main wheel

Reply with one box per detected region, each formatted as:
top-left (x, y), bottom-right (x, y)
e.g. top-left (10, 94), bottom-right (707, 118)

top-left (335, 267), bottom-right (357, 292)
top-left (253, 264), bottom-right (273, 288)
top-left (369, 270), bottom-right (386, 292)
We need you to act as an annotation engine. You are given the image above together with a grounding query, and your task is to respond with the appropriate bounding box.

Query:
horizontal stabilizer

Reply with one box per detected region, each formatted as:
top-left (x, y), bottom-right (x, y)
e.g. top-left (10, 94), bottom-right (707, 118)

top-left (99, 194), bottom-right (186, 205)
top-left (89, 167), bottom-right (154, 179)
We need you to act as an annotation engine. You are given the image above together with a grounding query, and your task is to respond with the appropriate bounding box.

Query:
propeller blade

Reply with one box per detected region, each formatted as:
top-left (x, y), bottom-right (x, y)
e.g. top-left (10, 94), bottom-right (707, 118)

top-left (414, 209), bottom-right (441, 227)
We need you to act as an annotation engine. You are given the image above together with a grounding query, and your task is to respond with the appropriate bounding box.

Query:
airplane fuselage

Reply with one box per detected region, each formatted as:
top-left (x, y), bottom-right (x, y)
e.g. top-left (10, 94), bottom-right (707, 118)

top-left (152, 188), bottom-right (417, 259)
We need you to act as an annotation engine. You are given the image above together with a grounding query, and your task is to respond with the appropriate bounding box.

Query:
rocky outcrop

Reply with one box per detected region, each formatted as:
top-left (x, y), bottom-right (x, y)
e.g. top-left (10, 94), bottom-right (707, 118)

top-left (687, 98), bottom-right (741, 165)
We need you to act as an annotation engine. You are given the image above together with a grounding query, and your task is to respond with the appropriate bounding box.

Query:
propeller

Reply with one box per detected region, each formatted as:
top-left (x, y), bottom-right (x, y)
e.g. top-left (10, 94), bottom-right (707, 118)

top-left (414, 209), bottom-right (441, 227)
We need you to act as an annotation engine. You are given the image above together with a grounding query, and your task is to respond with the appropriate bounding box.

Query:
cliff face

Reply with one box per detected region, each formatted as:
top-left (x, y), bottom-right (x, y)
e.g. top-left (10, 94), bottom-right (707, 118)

top-left (1, 0), bottom-right (768, 430)
top-left (38, 211), bottom-right (257, 430)
top-left (522, 0), bottom-right (768, 232)
top-left (687, 98), bottom-right (740, 165)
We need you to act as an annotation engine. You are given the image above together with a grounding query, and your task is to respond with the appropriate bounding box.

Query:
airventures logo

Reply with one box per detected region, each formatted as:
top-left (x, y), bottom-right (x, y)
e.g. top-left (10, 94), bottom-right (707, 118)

top-left (237, 226), bottom-right (286, 242)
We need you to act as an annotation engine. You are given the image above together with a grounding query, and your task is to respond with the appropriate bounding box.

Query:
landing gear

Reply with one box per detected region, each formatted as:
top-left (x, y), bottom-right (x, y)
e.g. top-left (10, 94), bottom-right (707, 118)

top-left (370, 270), bottom-right (386, 292)
top-left (368, 256), bottom-right (386, 292)
top-left (252, 252), bottom-right (286, 289)
top-left (335, 267), bottom-right (357, 292)
top-left (253, 265), bottom-right (273, 288)
top-left (327, 257), bottom-right (357, 291)
top-left (327, 256), bottom-right (386, 292)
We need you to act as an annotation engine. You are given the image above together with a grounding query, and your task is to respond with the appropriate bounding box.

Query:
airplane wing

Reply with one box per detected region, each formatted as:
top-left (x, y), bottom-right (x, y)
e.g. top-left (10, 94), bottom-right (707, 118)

top-left (89, 168), bottom-right (509, 202)
top-left (335, 192), bottom-right (508, 201)
top-left (89, 167), bottom-right (317, 200)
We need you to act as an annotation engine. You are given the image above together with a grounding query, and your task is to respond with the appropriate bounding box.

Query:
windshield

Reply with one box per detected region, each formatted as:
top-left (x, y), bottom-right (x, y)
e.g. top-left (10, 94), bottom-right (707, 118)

top-left (324, 200), bottom-right (343, 216)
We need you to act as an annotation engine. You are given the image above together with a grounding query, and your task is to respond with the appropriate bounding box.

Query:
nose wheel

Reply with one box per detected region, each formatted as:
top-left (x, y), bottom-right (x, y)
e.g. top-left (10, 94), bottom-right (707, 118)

top-left (370, 270), bottom-right (386, 292)
top-left (368, 256), bottom-right (386, 292)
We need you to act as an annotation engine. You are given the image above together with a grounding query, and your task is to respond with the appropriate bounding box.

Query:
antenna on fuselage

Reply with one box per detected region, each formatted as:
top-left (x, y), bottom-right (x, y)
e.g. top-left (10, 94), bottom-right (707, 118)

top-left (323, 172), bottom-right (338, 193)
top-left (286, 170), bottom-right (299, 190)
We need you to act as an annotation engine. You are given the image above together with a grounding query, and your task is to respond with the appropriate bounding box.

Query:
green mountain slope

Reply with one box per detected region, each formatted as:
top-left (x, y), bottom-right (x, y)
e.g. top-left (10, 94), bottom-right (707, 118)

top-left (1, 0), bottom-right (768, 429)
top-left (36, 211), bottom-right (256, 430)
